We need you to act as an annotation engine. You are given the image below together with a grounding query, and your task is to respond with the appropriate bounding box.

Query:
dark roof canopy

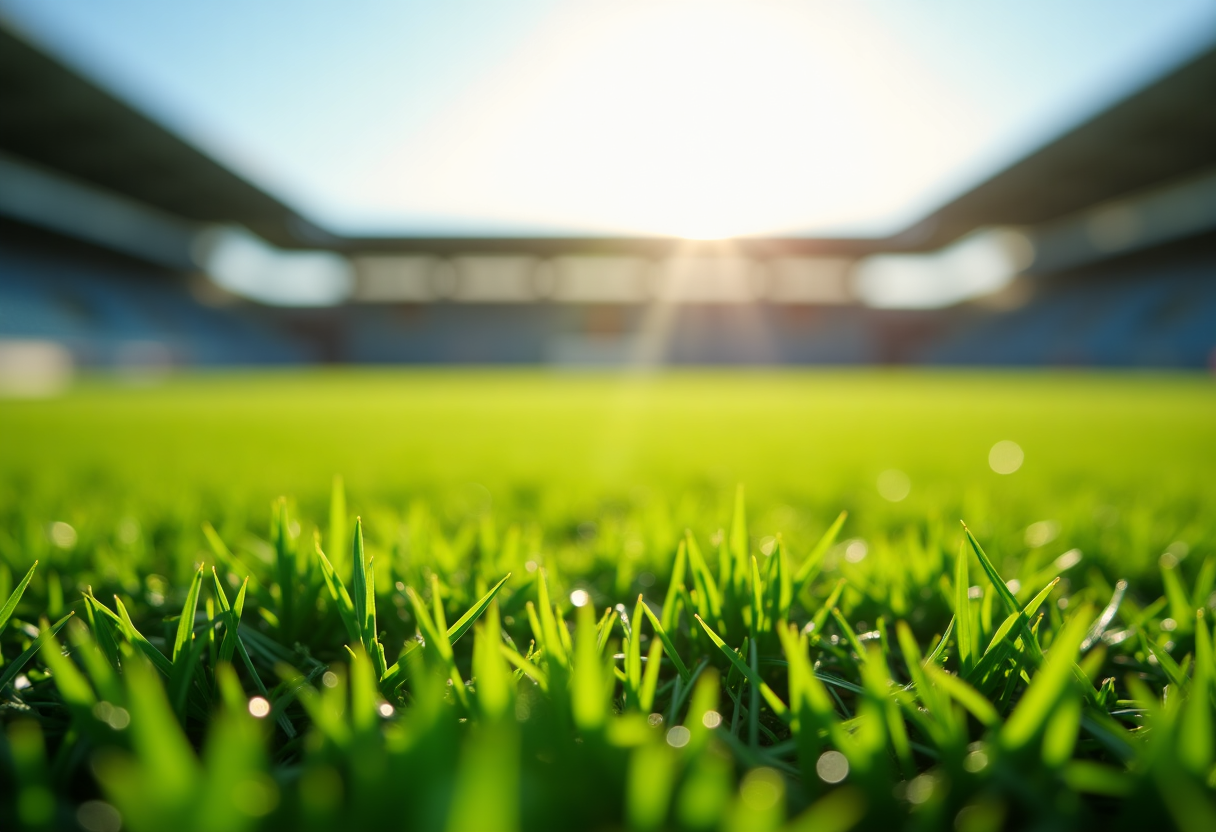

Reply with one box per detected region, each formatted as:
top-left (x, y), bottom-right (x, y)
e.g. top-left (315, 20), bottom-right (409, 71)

top-left (0, 25), bottom-right (329, 247)
top-left (906, 45), bottom-right (1216, 250)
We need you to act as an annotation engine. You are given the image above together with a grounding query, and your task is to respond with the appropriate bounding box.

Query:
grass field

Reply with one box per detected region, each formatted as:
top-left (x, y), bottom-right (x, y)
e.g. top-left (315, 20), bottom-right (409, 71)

top-left (1, 369), bottom-right (1215, 831)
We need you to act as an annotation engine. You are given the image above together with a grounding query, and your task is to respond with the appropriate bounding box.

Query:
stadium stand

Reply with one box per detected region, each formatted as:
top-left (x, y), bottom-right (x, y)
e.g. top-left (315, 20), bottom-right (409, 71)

top-left (1, 22), bottom-right (1213, 369)
top-left (0, 221), bottom-right (307, 366)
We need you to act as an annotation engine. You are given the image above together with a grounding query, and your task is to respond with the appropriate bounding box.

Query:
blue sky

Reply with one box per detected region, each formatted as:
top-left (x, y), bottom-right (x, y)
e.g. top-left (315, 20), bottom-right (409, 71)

top-left (3, 0), bottom-right (1215, 238)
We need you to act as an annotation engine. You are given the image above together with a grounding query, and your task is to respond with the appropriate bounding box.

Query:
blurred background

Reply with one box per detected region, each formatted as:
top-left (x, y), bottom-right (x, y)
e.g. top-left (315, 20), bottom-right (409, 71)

top-left (1, 0), bottom-right (1215, 392)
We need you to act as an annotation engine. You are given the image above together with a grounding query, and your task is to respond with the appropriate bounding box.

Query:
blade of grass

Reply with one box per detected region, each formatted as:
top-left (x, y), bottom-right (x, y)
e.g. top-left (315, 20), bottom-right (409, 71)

top-left (830, 607), bottom-right (867, 663)
top-left (37, 619), bottom-right (97, 715)
top-left (1081, 580), bottom-right (1127, 652)
top-left (730, 485), bottom-right (749, 599)
top-left (500, 644), bottom-right (549, 691)
top-left (963, 525), bottom-right (1052, 667)
top-left (328, 474), bottom-right (347, 575)
top-left (1042, 694), bottom-right (1083, 767)
top-left (0, 612), bottom-right (73, 691)
top-left (0, 561), bottom-right (37, 636)
top-left (233, 625), bottom-right (297, 738)
top-left (596, 607), bottom-right (619, 657)
top-left (201, 522), bottom-right (254, 585)
top-left (686, 531), bottom-right (724, 628)
top-left (784, 787), bottom-right (865, 832)
top-left (772, 536), bottom-right (793, 626)
top-left (406, 577), bottom-right (469, 708)
top-left (172, 565), bottom-right (204, 664)
top-left (638, 600), bottom-right (691, 682)
top-left (1178, 610), bottom-right (1213, 774)
top-left (792, 511), bottom-right (847, 594)
top-left (962, 524), bottom-right (1020, 616)
top-left (350, 518), bottom-right (377, 653)
top-left (168, 625), bottom-right (206, 721)
top-left (749, 556), bottom-right (765, 639)
top-left (1001, 608), bottom-right (1091, 751)
top-left (384, 567), bottom-right (505, 698)
top-left (572, 602), bottom-right (608, 730)
top-left (625, 595), bottom-right (645, 709)
top-left (923, 616), bottom-right (955, 667)
top-left (808, 579), bottom-right (847, 642)
top-left (694, 614), bottom-right (789, 721)
top-left (965, 578), bottom-right (1059, 685)
top-left (273, 498), bottom-right (296, 638)
top-left (446, 572), bottom-right (512, 646)
top-left (536, 569), bottom-right (568, 667)
top-left (1161, 556), bottom-right (1194, 632)
top-left (924, 665), bottom-right (1000, 728)
top-left (955, 541), bottom-right (973, 675)
top-left (748, 637), bottom-right (761, 746)
top-left (112, 595), bottom-right (175, 677)
top-left (471, 600), bottom-right (510, 720)
top-left (67, 618), bottom-right (122, 704)
top-left (210, 568), bottom-right (248, 664)
top-left (661, 539), bottom-right (687, 632)
top-left (314, 535), bottom-right (361, 646)
top-left (639, 639), bottom-right (664, 714)
top-left (82, 591), bottom-right (122, 669)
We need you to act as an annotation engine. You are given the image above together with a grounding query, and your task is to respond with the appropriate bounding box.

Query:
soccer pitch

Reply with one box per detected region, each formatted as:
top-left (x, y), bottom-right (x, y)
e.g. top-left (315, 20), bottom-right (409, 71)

top-left (1, 370), bottom-right (1215, 831)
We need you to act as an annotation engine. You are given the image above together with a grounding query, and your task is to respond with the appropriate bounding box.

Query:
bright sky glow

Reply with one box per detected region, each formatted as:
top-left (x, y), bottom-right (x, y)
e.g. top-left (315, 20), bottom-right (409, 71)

top-left (3, 0), bottom-right (1215, 239)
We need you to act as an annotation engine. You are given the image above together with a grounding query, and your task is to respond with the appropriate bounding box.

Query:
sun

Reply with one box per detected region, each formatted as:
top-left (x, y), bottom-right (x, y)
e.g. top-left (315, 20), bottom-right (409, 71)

top-left (362, 0), bottom-right (971, 238)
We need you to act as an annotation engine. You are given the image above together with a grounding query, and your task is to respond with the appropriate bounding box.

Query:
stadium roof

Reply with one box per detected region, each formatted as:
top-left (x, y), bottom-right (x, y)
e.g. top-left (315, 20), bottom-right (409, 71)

top-left (2, 15), bottom-right (1215, 256)
top-left (0, 26), bottom-right (326, 249)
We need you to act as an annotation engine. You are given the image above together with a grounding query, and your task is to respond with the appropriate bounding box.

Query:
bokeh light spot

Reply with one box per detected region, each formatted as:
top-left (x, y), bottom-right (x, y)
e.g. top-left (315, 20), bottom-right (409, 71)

top-left (877, 469), bottom-right (911, 502)
top-left (816, 750), bottom-right (849, 783)
top-left (988, 440), bottom-right (1024, 474)
top-left (666, 725), bottom-right (691, 747)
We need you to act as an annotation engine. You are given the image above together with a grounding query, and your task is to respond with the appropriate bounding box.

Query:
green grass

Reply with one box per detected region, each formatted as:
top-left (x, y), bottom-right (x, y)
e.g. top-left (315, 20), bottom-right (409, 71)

top-left (1, 369), bottom-right (1215, 831)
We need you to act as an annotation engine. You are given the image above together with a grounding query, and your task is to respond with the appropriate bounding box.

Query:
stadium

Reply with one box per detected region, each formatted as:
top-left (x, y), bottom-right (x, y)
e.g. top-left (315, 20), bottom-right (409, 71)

top-left (1, 4), bottom-right (1215, 832)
